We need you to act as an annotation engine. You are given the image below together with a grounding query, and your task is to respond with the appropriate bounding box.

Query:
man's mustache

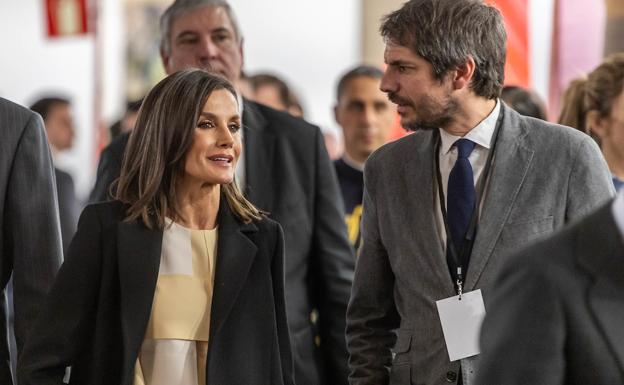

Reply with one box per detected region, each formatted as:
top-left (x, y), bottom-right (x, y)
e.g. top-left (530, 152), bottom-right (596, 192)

top-left (387, 92), bottom-right (409, 106)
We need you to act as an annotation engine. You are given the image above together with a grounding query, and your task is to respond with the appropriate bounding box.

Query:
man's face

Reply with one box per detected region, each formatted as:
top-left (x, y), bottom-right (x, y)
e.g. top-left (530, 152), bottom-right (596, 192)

top-left (162, 5), bottom-right (243, 84)
top-left (380, 41), bottom-right (458, 131)
top-left (45, 103), bottom-right (74, 151)
top-left (335, 76), bottom-right (395, 162)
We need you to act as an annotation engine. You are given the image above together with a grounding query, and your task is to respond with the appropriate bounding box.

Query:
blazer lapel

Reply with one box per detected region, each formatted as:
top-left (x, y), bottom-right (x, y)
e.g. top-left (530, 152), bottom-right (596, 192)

top-left (578, 204), bottom-right (624, 375)
top-left (406, 130), bottom-right (454, 295)
top-left (209, 198), bottom-right (258, 341)
top-left (243, 99), bottom-right (276, 212)
top-left (117, 219), bottom-right (163, 383)
top-left (466, 105), bottom-right (534, 290)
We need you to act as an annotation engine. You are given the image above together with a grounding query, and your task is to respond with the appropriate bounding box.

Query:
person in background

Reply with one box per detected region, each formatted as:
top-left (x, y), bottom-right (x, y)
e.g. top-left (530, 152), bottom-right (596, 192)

top-left (30, 96), bottom-right (79, 255)
top-left (109, 98), bottom-right (143, 139)
top-left (18, 69), bottom-right (294, 385)
top-left (249, 73), bottom-right (304, 118)
top-left (345, 1), bottom-right (615, 384)
top-left (0, 97), bottom-right (63, 385)
top-left (559, 53), bottom-right (624, 190)
top-left (89, 1), bottom-right (354, 384)
top-left (333, 65), bottom-right (395, 249)
top-left (500, 85), bottom-right (548, 120)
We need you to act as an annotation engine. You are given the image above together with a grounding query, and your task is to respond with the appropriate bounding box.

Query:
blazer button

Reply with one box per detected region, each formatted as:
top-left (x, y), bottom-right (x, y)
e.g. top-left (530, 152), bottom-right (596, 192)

top-left (446, 371), bottom-right (457, 383)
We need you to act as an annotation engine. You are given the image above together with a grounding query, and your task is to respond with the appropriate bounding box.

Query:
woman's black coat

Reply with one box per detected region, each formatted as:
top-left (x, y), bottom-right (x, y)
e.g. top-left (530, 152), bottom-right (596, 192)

top-left (18, 199), bottom-right (294, 385)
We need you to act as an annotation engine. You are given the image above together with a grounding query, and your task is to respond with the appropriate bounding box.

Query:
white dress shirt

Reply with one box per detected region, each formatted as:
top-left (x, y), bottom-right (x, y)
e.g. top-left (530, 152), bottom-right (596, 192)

top-left (435, 100), bottom-right (501, 252)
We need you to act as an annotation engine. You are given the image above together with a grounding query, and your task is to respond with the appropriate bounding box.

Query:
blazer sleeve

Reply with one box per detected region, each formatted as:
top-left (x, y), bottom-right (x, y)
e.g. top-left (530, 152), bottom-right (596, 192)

top-left (476, 249), bottom-right (566, 385)
top-left (346, 156), bottom-right (400, 385)
top-left (7, 111), bottom-right (63, 355)
top-left (565, 136), bottom-right (615, 220)
top-left (271, 221), bottom-right (295, 385)
top-left (18, 205), bottom-right (103, 385)
top-left (310, 127), bottom-right (355, 385)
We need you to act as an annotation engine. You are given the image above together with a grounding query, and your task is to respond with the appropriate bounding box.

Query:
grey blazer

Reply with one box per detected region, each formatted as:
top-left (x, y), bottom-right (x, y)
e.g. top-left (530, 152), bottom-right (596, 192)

top-left (476, 201), bottom-right (624, 385)
top-left (346, 103), bottom-right (615, 385)
top-left (0, 97), bottom-right (63, 384)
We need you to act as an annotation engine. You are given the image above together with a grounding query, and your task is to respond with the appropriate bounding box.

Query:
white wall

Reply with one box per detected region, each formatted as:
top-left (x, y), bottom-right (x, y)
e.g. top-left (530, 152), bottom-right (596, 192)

top-left (232, 0), bottom-right (361, 134)
top-left (0, 0), bottom-right (124, 199)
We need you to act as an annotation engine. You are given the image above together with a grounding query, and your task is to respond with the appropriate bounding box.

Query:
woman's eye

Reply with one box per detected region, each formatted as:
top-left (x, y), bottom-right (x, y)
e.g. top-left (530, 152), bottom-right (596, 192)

top-left (197, 120), bottom-right (214, 129)
top-left (229, 124), bottom-right (241, 132)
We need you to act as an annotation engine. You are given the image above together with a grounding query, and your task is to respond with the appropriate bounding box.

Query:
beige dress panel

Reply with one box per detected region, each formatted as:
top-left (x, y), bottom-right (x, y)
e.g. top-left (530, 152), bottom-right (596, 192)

top-left (134, 221), bottom-right (217, 385)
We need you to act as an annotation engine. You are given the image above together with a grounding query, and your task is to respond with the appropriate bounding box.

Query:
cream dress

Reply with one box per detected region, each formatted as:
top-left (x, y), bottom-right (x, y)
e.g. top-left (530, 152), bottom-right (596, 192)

top-left (134, 219), bottom-right (218, 385)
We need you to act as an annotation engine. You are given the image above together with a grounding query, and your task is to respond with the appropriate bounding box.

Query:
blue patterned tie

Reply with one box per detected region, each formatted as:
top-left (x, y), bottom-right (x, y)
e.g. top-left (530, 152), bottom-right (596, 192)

top-left (447, 139), bottom-right (477, 257)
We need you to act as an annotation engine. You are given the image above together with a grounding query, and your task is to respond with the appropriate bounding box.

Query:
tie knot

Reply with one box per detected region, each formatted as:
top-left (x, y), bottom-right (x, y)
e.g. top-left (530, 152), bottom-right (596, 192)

top-left (454, 139), bottom-right (476, 159)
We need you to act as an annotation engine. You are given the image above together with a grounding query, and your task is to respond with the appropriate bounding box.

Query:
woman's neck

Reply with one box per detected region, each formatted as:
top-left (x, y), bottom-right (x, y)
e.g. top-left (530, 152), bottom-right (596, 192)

top-left (173, 180), bottom-right (220, 230)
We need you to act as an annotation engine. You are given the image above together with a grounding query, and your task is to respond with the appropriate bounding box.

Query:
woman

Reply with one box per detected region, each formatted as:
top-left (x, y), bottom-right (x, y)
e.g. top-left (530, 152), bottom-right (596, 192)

top-left (18, 69), bottom-right (294, 385)
top-left (559, 53), bottom-right (624, 190)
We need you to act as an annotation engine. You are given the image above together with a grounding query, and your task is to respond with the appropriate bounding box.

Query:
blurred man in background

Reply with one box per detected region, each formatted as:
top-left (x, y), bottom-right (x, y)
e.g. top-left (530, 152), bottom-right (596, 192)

top-left (30, 96), bottom-right (79, 255)
top-left (333, 65), bottom-right (395, 250)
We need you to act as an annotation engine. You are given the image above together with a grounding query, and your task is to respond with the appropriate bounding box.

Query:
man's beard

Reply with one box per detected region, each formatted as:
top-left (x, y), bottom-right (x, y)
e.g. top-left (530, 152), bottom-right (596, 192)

top-left (388, 92), bottom-right (458, 132)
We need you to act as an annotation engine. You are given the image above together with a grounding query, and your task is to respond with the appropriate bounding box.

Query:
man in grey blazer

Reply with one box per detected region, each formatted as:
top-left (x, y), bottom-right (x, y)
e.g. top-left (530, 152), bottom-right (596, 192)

top-left (345, 1), bottom-right (615, 385)
top-left (0, 97), bottom-right (63, 384)
top-left (476, 191), bottom-right (624, 384)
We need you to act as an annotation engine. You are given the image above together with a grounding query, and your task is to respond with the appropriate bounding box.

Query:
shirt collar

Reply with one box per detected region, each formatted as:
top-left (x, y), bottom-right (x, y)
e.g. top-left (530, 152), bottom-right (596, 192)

top-left (612, 189), bottom-right (624, 240)
top-left (439, 99), bottom-right (500, 155)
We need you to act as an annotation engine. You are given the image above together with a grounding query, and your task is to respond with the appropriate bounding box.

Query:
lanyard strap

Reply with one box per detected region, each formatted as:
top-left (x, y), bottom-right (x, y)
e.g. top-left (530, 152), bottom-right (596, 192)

top-left (434, 107), bottom-right (504, 293)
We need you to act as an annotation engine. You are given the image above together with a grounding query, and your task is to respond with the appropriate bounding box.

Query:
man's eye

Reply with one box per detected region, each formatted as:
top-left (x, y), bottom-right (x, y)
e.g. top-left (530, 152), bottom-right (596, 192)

top-left (179, 36), bottom-right (199, 45)
top-left (398, 65), bottom-right (407, 73)
top-left (213, 33), bottom-right (230, 43)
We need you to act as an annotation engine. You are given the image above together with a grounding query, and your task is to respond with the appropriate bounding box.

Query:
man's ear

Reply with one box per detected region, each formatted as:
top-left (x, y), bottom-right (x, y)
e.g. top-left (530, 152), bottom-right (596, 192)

top-left (451, 56), bottom-right (476, 91)
top-left (160, 46), bottom-right (171, 74)
top-left (334, 104), bottom-right (341, 125)
top-left (239, 37), bottom-right (245, 68)
top-left (586, 110), bottom-right (608, 138)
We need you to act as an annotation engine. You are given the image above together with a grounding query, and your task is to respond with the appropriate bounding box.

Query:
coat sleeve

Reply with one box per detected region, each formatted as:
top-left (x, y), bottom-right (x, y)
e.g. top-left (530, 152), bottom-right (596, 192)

top-left (311, 127), bottom-right (355, 385)
top-left (271, 221), bottom-right (295, 385)
top-left (476, 248), bottom-right (566, 385)
top-left (7, 111), bottom-right (63, 356)
top-left (345, 155), bottom-right (399, 385)
top-left (565, 135), bottom-right (615, 220)
top-left (18, 205), bottom-right (103, 385)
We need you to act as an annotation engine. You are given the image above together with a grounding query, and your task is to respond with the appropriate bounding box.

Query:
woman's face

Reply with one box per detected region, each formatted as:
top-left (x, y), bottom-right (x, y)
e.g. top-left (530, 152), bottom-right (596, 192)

top-left (183, 89), bottom-right (242, 186)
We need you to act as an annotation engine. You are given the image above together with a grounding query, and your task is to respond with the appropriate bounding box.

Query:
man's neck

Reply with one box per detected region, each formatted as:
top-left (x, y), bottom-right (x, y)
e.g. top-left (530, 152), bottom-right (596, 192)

top-left (343, 151), bottom-right (366, 171)
top-left (442, 98), bottom-right (497, 137)
top-left (603, 144), bottom-right (624, 180)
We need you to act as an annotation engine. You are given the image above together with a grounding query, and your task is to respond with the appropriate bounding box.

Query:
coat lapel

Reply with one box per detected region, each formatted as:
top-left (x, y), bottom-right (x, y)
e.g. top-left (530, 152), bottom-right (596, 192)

top-left (577, 204), bottom-right (624, 375)
top-left (209, 198), bottom-right (258, 341)
top-left (117, 218), bottom-right (163, 383)
top-left (243, 99), bottom-right (276, 212)
top-left (406, 130), bottom-right (455, 294)
top-left (466, 105), bottom-right (535, 290)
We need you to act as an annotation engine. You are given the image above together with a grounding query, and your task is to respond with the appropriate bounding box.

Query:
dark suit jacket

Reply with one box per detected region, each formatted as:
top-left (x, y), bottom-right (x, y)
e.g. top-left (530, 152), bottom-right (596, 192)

top-left (476, 202), bottom-right (624, 385)
top-left (89, 99), bottom-right (354, 385)
top-left (55, 168), bottom-right (79, 256)
top-left (0, 97), bottom-right (63, 385)
top-left (18, 198), bottom-right (295, 385)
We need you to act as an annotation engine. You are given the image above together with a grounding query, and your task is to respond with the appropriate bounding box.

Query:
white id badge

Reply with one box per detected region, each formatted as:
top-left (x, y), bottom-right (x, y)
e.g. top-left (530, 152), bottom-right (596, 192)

top-left (435, 289), bottom-right (486, 362)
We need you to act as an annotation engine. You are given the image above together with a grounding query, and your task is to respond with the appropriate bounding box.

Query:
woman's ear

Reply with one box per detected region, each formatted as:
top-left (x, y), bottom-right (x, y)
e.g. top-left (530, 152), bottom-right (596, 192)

top-left (586, 110), bottom-right (609, 139)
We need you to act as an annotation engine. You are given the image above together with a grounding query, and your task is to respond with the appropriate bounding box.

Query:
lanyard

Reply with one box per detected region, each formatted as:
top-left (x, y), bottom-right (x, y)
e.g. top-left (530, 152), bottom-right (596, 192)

top-left (434, 107), bottom-right (504, 297)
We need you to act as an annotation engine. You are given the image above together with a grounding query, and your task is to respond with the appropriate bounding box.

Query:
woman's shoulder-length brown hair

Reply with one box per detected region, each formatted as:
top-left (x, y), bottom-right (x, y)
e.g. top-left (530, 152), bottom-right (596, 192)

top-left (115, 69), bottom-right (262, 229)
